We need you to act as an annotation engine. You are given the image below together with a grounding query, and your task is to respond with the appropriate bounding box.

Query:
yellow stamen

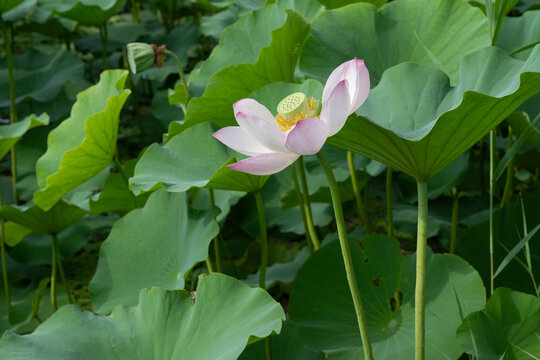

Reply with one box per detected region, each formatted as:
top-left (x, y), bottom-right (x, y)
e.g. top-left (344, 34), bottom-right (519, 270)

top-left (275, 92), bottom-right (320, 131)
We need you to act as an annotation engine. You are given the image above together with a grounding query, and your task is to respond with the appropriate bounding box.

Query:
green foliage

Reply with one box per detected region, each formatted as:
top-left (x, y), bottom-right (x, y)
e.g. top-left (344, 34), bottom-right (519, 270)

top-left (289, 235), bottom-right (486, 359)
top-left (331, 46), bottom-right (540, 180)
top-left (34, 70), bottom-right (130, 210)
top-left (0, 113), bottom-right (49, 160)
top-left (181, 9), bottom-right (311, 130)
top-left (0, 200), bottom-right (86, 236)
top-left (0, 49), bottom-right (84, 107)
top-left (89, 190), bottom-right (219, 313)
top-left (457, 287), bottom-right (540, 359)
top-left (300, 0), bottom-right (490, 86)
top-left (0, 273), bottom-right (285, 360)
top-left (42, 0), bottom-right (126, 26)
top-left (131, 122), bottom-right (268, 194)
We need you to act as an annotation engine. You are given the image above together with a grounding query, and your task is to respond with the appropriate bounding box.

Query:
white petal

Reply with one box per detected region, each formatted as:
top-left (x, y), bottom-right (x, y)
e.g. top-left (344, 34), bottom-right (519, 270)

top-left (213, 127), bottom-right (272, 156)
top-left (235, 111), bottom-right (286, 153)
top-left (233, 98), bottom-right (275, 124)
top-left (284, 118), bottom-right (329, 155)
top-left (227, 153), bottom-right (299, 175)
top-left (320, 80), bottom-right (350, 137)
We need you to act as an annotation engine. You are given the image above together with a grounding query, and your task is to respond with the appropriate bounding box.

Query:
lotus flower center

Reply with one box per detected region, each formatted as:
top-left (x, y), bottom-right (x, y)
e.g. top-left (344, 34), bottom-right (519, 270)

top-left (276, 92), bottom-right (320, 131)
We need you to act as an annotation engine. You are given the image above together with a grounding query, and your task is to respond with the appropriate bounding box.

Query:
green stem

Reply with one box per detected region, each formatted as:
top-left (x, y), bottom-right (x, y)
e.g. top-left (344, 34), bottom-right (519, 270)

top-left (165, 50), bottom-right (189, 102)
top-left (131, 0), bottom-right (140, 23)
top-left (298, 157), bottom-right (320, 250)
top-left (449, 194), bottom-right (459, 254)
top-left (208, 189), bottom-right (222, 273)
top-left (265, 337), bottom-right (272, 360)
top-left (290, 163), bottom-right (312, 251)
top-left (415, 181), bottom-right (428, 360)
top-left (1, 18), bottom-right (19, 204)
top-left (0, 186), bottom-right (10, 312)
top-left (254, 191), bottom-right (268, 289)
top-left (316, 151), bottom-right (374, 360)
top-left (500, 127), bottom-right (514, 208)
top-left (347, 151), bottom-right (372, 234)
top-left (205, 258), bottom-right (214, 273)
top-left (520, 197), bottom-right (539, 298)
top-left (99, 24), bottom-right (108, 70)
top-left (489, 130), bottom-right (495, 296)
top-left (52, 234), bottom-right (73, 304)
top-left (386, 167), bottom-right (394, 237)
top-left (50, 235), bottom-right (58, 312)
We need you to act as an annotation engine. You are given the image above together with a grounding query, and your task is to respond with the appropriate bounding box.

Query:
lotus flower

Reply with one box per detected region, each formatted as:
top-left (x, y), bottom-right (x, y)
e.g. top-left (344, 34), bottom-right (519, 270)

top-left (213, 59), bottom-right (370, 175)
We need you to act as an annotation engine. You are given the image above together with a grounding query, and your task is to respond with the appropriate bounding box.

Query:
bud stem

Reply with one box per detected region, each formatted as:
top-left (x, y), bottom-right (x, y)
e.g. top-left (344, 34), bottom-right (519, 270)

top-left (165, 50), bottom-right (189, 102)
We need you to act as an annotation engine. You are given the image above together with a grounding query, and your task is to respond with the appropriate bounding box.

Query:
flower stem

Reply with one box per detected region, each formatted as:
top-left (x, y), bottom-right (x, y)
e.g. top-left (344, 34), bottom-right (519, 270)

top-left (0, 185), bottom-right (10, 312)
top-left (99, 24), bottom-right (108, 70)
top-left (208, 189), bottom-right (222, 273)
top-left (165, 50), bottom-right (189, 102)
top-left (316, 151), bottom-right (374, 360)
top-left (347, 151), bottom-right (371, 234)
top-left (1, 18), bottom-right (19, 204)
top-left (265, 337), bottom-right (272, 360)
top-left (298, 157), bottom-right (320, 250)
top-left (500, 127), bottom-right (514, 208)
top-left (254, 191), bottom-right (268, 289)
top-left (449, 193), bottom-right (459, 254)
top-left (386, 167), bottom-right (394, 237)
top-left (489, 130), bottom-right (495, 296)
top-left (415, 181), bottom-right (428, 360)
top-left (52, 234), bottom-right (74, 304)
top-left (50, 235), bottom-right (58, 312)
top-left (290, 163), bottom-right (312, 251)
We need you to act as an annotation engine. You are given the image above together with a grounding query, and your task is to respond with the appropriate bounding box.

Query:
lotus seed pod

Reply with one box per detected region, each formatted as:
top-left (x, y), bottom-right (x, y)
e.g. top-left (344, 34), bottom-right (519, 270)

top-left (126, 42), bottom-right (155, 74)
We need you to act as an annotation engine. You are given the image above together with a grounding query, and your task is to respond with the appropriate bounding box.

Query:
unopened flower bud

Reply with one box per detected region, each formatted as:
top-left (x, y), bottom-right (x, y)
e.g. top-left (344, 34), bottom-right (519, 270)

top-left (126, 42), bottom-right (156, 74)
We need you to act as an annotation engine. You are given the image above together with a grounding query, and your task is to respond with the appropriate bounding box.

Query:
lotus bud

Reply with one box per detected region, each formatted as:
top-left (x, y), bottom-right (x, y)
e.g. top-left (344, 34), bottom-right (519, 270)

top-left (126, 42), bottom-right (167, 74)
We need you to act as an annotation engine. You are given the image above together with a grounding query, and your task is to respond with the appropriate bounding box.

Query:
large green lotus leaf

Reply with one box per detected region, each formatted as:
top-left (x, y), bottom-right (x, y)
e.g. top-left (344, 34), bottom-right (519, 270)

top-left (130, 122), bottom-right (268, 195)
top-left (0, 49), bottom-right (84, 107)
top-left (1, 0), bottom-right (36, 22)
top-left (457, 287), bottom-right (540, 359)
top-left (0, 273), bottom-right (285, 360)
top-left (19, 6), bottom-right (77, 37)
top-left (316, 0), bottom-right (387, 9)
top-left (330, 46), bottom-right (540, 181)
top-left (0, 200), bottom-right (85, 235)
top-left (0, 0), bottom-right (24, 13)
top-left (289, 235), bottom-right (486, 359)
top-left (89, 190), bottom-right (219, 314)
top-left (239, 319), bottom-right (325, 360)
top-left (34, 70), bottom-right (130, 211)
top-left (507, 111), bottom-right (540, 146)
top-left (41, 0), bottom-right (126, 26)
top-left (89, 159), bottom-right (148, 216)
top-left (181, 9), bottom-right (310, 130)
top-left (188, 0), bottom-right (323, 91)
top-left (0, 113), bottom-right (48, 160)
top-left (300, 0), bottom-right (490, 86)
top-left (497, 10), bottom-right (540, 59)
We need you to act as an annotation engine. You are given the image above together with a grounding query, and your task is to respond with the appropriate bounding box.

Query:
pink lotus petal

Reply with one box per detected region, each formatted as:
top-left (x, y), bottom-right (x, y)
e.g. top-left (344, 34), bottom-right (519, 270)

top-left (213, 127), bottom-right (272, 156)
top-left (322, 59), bottom-right (369, 114)
top-left (349, 60), bottom-right (370, 113)
top-left (235, 111), bottom-right (286, 153)
top-left (284, 118), bottom-right (329, 155)
top-left (320, 80), bottom-right (350, 137)
top-left (227, 153), bottom-right (299, 175)
top-left (233, 98), bottom-right (275, 124)
top-left (322, 59), bottom-right (354, 105)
